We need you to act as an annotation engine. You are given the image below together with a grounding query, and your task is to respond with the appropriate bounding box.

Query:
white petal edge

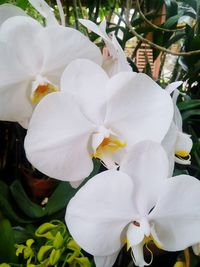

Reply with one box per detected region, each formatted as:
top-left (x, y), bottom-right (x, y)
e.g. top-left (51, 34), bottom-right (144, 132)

top-left (165, 81), bottom-right (182, 95)
top-left (28, 0), bottom-right (58, 26)
top-left (149, 175), bottom-right (200, 251)
top-left (40, 26), bottom-right (103, 75)
top-left (66, 170), bottom-right (137, 256)
top-left (0, 4), bottom-right (27, 26)
top-left (60, 59), bottom-right (108, 124)
top-left (105, 72), bottom-right (174, 146)
top-left (120, 140), bottom-right (169, 216)
top-left (25, 91), bottom-right (95, 181)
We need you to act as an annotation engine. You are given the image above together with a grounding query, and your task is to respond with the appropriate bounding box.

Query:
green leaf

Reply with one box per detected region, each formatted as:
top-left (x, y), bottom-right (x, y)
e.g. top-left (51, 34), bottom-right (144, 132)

top-left (10, 180), bottom-right (46, 219)
top-left (16, 0), bottom-right (29, 9)
top-left (0, 218), bottom-right (17, 263)
top-left (13, 226), bottom-right (33, 244)
top-left (163, 12), bottom-right (184, 29)
top-left (166, 32), bottom-right (185, 48)
top-left (178, 100), bottom-right (200, 111)
top-left (0, 181), bottom-right (32, 224)
top-left (164, 0), bottom-right (178, 18)
top-left (182, 109), bottom-right (200, 120)
top-left (45, 182), bottom-right (76, 215)
top-left (45, 160), bottom-right (100, 214)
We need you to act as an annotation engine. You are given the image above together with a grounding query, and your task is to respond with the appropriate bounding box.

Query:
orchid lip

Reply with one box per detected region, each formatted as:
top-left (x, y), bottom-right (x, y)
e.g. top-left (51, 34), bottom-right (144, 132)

top-left (31, 74), bottom-right (59, 103)
top-left (91, 125), bottom-right (126, 162)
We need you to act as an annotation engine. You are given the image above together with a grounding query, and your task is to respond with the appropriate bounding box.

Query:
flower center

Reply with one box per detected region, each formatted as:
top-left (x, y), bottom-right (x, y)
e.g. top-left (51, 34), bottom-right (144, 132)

top-left (31, 83), bottom-right (59, 103)
top-left (31, 75), bottom-right (59, 104)
top-left (175, 150), bottom-right (190, 158)
top-left (93, 136), bottom-right (126, 159)
top-left (126, 218), bottom-right (163, 249)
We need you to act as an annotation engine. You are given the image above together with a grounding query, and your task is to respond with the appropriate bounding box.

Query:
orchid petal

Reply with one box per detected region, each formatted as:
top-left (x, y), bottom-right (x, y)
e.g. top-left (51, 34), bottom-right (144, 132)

top-left (165, 81), bottom-right (182, 95)
top-left (0, 42), bottom-right (29, 86)
top-left (55, 0), bottom-right (65, 26)
top-left (66, 170), bottom-right (137, 256)
top-left (110, 33), bottom-right (131, 71)
top-left (0, 81), bottom-right (32, 127)
top-left (25, 92), bottom-right (95, 181)
top-left (99, 20), bottom-right (107, 32)
top-left (79, 19), bottom-right (113, 60)
top-left (94, 252), bottom-right (119, 267)
top-left (127, 223), bottom-right (145, 247)
top-left (175, 132), bottom-right (192, 158)
top-left (28, 0), bottom-right (58, 26)
top-left (0, 16), bottom-right (43, 75)
top-left (162, 122), bottom-right (178, 176)
top-left (0, 4), bottom-right (27, 25)
top-left (79, 19), bottom-right (131, 76)
top-left (60, 59), bottom-right (108, 124)
top-left (79, 19), bottom-right (110, 42)
top-left (192, 243), bottom-right (200, 256)
top-left (105, 73), bottom-right (174, 147)
top-left (149, 175), bottom-right (200, 251)
top-left (175, 156), bottom-right (191, 165)
top-left (131, 242), bottom-right (150, 267)
top-left (172, 89), bottom-right (183, 130)
top-left (40, 26), bottom-right (103, 77)
top-left (120, 141), bottom-right (169, 215)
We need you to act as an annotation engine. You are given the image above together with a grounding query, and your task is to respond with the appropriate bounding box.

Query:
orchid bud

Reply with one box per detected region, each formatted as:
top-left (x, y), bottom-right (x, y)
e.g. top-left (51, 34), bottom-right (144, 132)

top-left (49, 249), bottom-right (62, 265)
top-left (35, 223), bottom-right (57, 239)
top-left (192, 243), bottom-right (200, 256)
top-left (37, 245), bottom-right (52, 262)
top-left (53, 232), bottom-right (64, 249)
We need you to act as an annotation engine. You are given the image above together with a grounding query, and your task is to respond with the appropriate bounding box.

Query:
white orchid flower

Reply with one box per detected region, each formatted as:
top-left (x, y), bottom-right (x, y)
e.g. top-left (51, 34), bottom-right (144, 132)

top-left (192, 243), bottom-right (200, 256)
top-left (79, 19), bottom-right (132, 76)
top-left (0, 14), bottom-right (102, 128)
top-left (28, 0), bottom-right (65, 26)
top-left (163, 82), bottom-right (193, 175)
top-left (0, 4), bottom-right (27, 26)
top-left (0, 0), bottom-right (64, 27)
top-left (66, 141), bottom-right (200, 267)
top-left (25, 58), bottom-right (173, 185)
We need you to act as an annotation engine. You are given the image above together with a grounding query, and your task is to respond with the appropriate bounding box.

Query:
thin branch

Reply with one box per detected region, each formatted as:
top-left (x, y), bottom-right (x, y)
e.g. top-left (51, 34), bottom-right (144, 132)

top-left (124, 16), bottom-right (200, 56)
top-left (115, 7), bottom-right (125, 36)
top-left (65, 0), bottom-right (70, 26)
top-left (128, 24), bottom-right (200, 56)
top-left (72, 0), bottom-right (79, 30)
top-left (136, 0), bottom-right (185, 33)
top-left (107, 0), bottom-right (117, 22)
top-left (131, 39), bottom-right (142, 59)
top-left (184, 248), bottom-right (190, 267)
top-left (94, 0), bottom-right (101, 23)
top-left (77, 0), bottom-right (84, 19)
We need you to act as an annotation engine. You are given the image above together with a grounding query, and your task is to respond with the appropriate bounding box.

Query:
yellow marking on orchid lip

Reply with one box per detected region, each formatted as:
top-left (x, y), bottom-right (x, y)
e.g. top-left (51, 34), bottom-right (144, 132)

top-left (126, 238), bottom-right (131, 251)
top-left (173, 261), bottom-right (186, 267)
top-left (31, 84), bottom-right (59, 103)
top-left (144, 234), bottom-right (163, 250)
top-left (92, 137), bottom-right (126, 158)
top-left (122, 237), bottom-right (131, 251)
top-left (175, 150), bottom-right (190, 157)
